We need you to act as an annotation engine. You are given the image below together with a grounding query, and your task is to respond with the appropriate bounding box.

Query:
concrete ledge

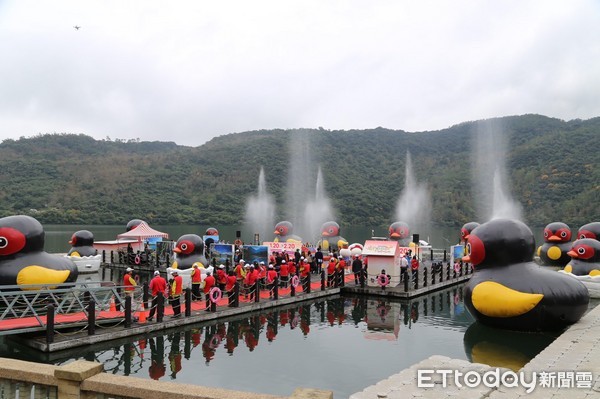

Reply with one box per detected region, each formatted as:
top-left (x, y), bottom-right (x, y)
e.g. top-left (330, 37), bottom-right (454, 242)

top-left (0, 357), bottom-right (58, 386)
top-left (0, 356), bottom-right (331, 399)
top-left (81, 373), bottom-right (287, 399)
top-left (291, 387), bottom-right (334, 399)
top-left (54, 360), bottom-right (104, 381)
top-left (350, 304), bottom-right (600, 398)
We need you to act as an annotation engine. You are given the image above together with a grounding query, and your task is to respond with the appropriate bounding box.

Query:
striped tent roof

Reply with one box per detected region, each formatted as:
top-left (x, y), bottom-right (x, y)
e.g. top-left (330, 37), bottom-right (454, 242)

top-left (117, 221), bottom-right (169, 240)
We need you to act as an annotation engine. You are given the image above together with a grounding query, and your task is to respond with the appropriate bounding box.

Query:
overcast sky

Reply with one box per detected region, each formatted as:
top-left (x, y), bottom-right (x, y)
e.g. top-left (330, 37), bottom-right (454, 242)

top-left (1, 1), bottom-right (598, 147)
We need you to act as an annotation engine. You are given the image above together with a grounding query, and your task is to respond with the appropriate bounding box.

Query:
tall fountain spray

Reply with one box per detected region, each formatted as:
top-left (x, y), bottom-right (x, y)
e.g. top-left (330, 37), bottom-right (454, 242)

top-left (283, 130), bottom-right (338, 242)
top-left (394, 151), bottom-right (431, 236)
top-left (285, 130), bottom-right (313, 239)
top-left (303, 166), bottom-right (335, 243)
top-left (473, 120), bottom-right (522, 221)
top-left (245, 167), bottom-right (276, 242)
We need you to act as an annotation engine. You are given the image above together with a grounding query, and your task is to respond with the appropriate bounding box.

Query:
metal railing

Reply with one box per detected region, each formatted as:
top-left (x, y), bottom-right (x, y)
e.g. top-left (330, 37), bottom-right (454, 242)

top-left (0, 282), bottom-right (127, 335)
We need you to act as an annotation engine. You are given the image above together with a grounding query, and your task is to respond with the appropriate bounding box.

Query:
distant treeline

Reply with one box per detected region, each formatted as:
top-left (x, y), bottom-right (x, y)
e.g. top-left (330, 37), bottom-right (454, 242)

top-left (1, 114), bottom-right (599, 227)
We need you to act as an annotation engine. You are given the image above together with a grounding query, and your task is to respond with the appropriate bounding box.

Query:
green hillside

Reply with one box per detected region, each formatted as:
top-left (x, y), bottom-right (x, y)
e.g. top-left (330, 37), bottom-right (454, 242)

top-left (1, 114), bottom-right (599, 227)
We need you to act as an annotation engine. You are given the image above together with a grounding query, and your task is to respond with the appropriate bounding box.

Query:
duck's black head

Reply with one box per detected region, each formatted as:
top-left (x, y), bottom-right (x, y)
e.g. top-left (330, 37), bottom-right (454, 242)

top-left (0, 215), bottom-right (45, 256)
top-left (464, 218), bottom-right (535, 268)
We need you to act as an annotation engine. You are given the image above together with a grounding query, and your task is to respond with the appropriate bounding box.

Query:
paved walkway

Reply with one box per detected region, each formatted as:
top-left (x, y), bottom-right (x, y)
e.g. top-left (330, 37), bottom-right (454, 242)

top-left (350, 304), bottom-right (600, 398)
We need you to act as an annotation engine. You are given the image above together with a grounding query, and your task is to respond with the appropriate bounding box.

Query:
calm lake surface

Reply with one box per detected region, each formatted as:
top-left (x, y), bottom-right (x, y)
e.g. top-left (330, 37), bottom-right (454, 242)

top-left (0, 224), bottom-right (567, 397)
top-left (42, 224), bottom-right (546, 254)
top-left (0, 284), bottom-right (570, 398)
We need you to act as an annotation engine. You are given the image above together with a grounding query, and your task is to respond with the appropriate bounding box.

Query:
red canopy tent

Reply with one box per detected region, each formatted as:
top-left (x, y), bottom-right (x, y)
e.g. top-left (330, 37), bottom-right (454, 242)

top-left (117, 221), bottom-right (169, 241)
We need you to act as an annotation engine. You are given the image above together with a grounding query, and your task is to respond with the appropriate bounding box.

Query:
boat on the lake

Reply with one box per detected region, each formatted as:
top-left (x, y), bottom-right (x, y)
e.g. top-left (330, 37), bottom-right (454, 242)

top-left (65, 254), bottom-right (102, 274)
top-left (557, 271), bottom-right (600, 298)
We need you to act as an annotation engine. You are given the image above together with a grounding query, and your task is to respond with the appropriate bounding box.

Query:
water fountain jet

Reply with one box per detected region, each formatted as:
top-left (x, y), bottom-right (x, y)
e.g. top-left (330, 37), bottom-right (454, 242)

top-left (245, 167), bottom-right (275, 242)
top-left (394, 151), bottom-right (431, 236)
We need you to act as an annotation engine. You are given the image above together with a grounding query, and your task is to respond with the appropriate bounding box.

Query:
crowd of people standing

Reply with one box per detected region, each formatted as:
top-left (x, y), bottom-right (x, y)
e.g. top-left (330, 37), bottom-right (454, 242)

top-left (131, 245), bottom-right (370, 320)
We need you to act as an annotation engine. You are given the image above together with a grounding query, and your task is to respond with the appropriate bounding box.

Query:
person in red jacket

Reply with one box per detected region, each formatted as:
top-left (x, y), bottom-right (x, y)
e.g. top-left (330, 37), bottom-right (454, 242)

top-left (327, 258), bottom-right (336, 287)
top-left (279, 260), bottom-right (289, 288)
top-left (299, 258), bottom-right (310, 292)
top-left (258, 261), bottom-right (267, 288)
top-left (266, 264), bottom-right (278, 299)
top-left (190, 264), bottom-right (203, 300)
top-left (203, 271), bottom-right (216, 308)
top-left (225, 270), bottom-right (237, 292)
top-left (225, 270), bottom-right (238, 306)
top-left (216, 264), bottom-right (227, 291)
top-left (148, 270), bottom-right (167, 321)
top-left (245, 265), bottom-right (258, 301)
top-left (288, 261), bottom-right (297, 276)
top-left (411, 255), bottom-right (420, 282)
top-left (203, 271), bottom-right (215, 295)
top-left (337, 256), bottom-right (346, 286)
top-left (170, 270), bottom-right (183, 318)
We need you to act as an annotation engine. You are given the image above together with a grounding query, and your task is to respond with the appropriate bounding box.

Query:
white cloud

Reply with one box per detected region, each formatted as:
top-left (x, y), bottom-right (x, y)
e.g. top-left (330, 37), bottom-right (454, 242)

top-left (0, 0), bottom-right (599, 146)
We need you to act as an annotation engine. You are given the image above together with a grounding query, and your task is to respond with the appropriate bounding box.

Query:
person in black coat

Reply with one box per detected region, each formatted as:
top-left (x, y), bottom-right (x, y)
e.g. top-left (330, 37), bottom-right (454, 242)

top-left (351, 255), bottom-right (363, 285)
top-left (315, 247), bottom-right (324, 273)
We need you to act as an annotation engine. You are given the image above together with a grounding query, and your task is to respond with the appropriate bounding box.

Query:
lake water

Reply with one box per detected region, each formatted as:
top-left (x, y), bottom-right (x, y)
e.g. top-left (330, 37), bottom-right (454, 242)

top-left (42, 223), bottom-right (546, 254)
top-left (0, 284), bottom-right (567, 398)
top-left (0, 224), bottom-right (564, 397)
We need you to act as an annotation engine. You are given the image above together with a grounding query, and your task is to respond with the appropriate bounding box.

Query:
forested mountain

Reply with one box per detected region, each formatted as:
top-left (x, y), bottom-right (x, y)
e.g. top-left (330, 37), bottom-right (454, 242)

top-left (1, 114), bottom-right (598, 227)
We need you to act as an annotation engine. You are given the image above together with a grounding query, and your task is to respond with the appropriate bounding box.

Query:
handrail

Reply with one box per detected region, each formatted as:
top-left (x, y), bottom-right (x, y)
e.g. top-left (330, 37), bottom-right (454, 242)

top-left (0, 282), bottom-right (132, 335)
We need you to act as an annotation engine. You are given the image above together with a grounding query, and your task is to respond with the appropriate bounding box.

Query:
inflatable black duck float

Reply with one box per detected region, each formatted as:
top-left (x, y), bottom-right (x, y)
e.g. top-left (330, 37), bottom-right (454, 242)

top-left (563, 238), bottom-right (600, 276)
top-left (204, 227), bottom-right (219, 251)
top-left (537, 222), bottom-right (572, 266)
top-left (172, 234), bottom-right (209, 270)
top-left (388, 221), bottom-right (411, 246)
top-left (126, 219), bottom-right (144, 232)
top-left (460, 222), bottom-right (480, 243)
top-left (577, 222), bottom-right (600, 240)
top-left (273, 221), bottom-right (302, 243)
top-left (0, 215), bottom-right (78, 288)
top-left (463, 218), bottom-right (588, 332)
top-left (67, 230), bottom-right (97, 257)
top-left (319, 221), bottom-right (348, 253)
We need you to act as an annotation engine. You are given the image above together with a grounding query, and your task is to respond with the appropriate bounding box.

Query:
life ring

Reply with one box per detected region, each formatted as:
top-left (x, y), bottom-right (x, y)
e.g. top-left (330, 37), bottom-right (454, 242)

top-left (291, 315), bottom-right (299, 329)
top-left (134, 274), bottom-right (140, 283)
top-left (291, 275), bottom-right (300, 287)
top-left (209, 287), bottom-right (222, 303)
top-left (454, 293), bottom-right (460, 305)
top-left (377, 274), bottom-right (390, 287)
top-left (454, 262), bottom-right (460, 273)
top-left (134, 255), bottom-right (141, 265)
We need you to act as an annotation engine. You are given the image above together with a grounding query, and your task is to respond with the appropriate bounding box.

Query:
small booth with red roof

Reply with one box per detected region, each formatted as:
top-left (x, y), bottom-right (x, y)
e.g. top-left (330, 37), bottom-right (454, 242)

top-left (362, 240), bottom-right (403, 287)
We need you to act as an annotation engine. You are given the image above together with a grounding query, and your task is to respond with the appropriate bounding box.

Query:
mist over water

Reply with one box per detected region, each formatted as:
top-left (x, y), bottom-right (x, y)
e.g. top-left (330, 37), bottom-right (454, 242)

top-left (394, 151), bottom-right (431, 236)
top-left (285, 130), bottom-right (313, 240)
top-left (284, 130), bottom-right (336, 242)
top-left (473, 120), bottom-right (522, 221)
top-left (303, 166), bottom-right (335, 243)
top-left (244, 167), bottom-right (275, 242)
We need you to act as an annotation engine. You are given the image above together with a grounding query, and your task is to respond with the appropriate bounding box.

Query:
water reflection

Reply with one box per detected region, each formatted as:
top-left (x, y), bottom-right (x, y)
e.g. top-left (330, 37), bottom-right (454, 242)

top-left (0, 285), bottom-right (559, 398)
top-left (463, 322), bottom-right (558, 372)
